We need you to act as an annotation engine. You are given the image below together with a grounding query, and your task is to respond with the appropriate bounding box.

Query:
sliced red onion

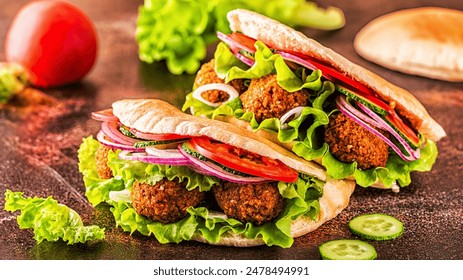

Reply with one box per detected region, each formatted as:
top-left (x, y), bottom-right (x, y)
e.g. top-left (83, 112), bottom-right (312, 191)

top-left (338, 95), bottom-right (382, 129)
top-left (192, 83), bottom-right (239, 107)
top-left (96, 131), bottom-right (143, 152)
top-left (178, 145), bottom-right (272, 184)
top-left (233, 51), bottom-right (254, 66)
top-left (91, 109), bottom-right (119, 123)
top-left (280, 106), bottom-right (304, 128)
top-left (101, 122), bottom-right (138, 146)
top-left (146, 146), bottom-right (186, 160)
top-left (356, 102), bottom-right (420, 161)
top-left (275, 50), bottom-right (335, 83)
top-left (336, 97), bottom-right (419, 162)
top-left (216, 31), bottom-right (255, 54)
top-left (118, 150), bottom-right (190, 165)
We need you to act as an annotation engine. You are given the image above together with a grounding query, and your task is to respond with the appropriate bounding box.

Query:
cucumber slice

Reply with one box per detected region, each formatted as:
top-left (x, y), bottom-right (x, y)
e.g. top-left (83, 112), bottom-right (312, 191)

top-left (319, 239), bottom-right (377, 260)
top-left (349, 213), bottom-right (404, 241)
top-left (336, 85), bottom-right (388, 116)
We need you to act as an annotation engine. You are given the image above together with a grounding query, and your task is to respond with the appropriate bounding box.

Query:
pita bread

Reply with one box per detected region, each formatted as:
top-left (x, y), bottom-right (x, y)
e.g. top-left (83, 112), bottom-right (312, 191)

top-left (113, 99), bottom-right (326, 181)
top-left (354, 7), bottom-right (463, 83)
top-left (112, 98), bottom-right (355, 247)
top-left (227, 9), bottom-right (446, 142)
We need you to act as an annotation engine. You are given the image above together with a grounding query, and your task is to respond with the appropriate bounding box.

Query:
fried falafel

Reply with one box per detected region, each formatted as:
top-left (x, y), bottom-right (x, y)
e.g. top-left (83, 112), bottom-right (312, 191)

top-left (194, 59), bottom-right (247, 103)
top-left (239, 74), bottom-right (309, 123)
top-left (213, 181), bottom-right (284, 226)
top-left (131, 179), bottom-right (206, 224)
top-left (95, 144), bottom-right (113, 179)
top-left (324, 113), bottom-right (390, 170)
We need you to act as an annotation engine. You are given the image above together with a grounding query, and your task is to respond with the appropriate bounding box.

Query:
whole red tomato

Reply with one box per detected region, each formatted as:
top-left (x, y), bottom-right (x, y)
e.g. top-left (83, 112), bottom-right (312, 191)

top-left (5, 0), bottom-right (98, 88)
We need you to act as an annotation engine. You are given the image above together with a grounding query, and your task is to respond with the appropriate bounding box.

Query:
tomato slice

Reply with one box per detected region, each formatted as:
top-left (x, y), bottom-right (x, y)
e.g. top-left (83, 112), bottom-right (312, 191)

top-left (228, 33), bottom-right (256, 53)
top-left (91, 109), bottom-right (119, 122)
top-left (189, 137), bottom-right (298, 183)
top-left (130, 128), bottom-right (189, 142)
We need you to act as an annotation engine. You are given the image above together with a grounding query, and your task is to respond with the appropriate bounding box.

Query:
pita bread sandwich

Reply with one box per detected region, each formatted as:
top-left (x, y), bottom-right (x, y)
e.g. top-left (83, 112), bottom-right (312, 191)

top-left (354, 7), bottom-right (463, 82)
top-left (183, 9), bottom-right (445, 191)
top-left (78, 99), bottom-right (355, 247)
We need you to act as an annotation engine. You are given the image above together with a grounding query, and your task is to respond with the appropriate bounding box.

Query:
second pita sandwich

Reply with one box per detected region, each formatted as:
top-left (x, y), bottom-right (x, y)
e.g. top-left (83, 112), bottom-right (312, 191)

top-left (78, 99), bottom-right (354, 247)
top-left (183, 9), bottom-right (445, 191)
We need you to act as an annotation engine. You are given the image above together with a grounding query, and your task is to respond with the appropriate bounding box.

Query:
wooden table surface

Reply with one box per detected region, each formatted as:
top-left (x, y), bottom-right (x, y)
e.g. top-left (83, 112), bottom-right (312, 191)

top-left (0, 0), bottom-right (462, 260)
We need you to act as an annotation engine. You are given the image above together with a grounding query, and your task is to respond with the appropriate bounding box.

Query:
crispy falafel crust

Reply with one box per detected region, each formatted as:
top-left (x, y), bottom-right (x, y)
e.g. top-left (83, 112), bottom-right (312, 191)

top-left (95, 144), bottom-right (113, 179)
top-left (227, 9), bottom-right (445, 142)
top-left (131, 179), bottom-right (205, 224)
top-left (240, 74), bottom-right (308, 123)
top-left (213, 181), bottom-right (284, 226)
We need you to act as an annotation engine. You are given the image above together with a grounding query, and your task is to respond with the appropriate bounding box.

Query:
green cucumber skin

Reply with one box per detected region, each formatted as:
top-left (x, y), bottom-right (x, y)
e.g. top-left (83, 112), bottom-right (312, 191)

top-left (383, 117), bottom-right (420, 149)
top-left (336, 85), bottom-right (421, 150)
top-left (134, 139), bottom-right (186, 148)
top-left (119, 125), bottom-right (137, 138)
top-left (319, 239), bottom-right (377, 260)
top-left (336, 85), bottom-right (387, 116)
top-left (181, 142), bottom-right (253, 177)
top-left (349, 213), bottom-right (404, 241)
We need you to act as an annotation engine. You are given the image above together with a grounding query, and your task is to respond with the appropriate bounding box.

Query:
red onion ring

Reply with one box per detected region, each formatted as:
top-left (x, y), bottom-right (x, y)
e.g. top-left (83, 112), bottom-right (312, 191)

top-left (280, 106), bottom-right (304, 127)
top-left (101, 122), bottom-right (138, 146)
top-left (216, 31), bottom-right (255, 54)
top-left (233, 51), bottom-right (254, 66)
top-left (96, 131), bottom-right (143, 152)
top-left (336, 96), bottom-right (419, 161)
top-left (356, 102), bottom-right (420, 160)
top-left (192, 83), bottom-right (239, 107)
top-left (118, 150), bottom-right (190, 165)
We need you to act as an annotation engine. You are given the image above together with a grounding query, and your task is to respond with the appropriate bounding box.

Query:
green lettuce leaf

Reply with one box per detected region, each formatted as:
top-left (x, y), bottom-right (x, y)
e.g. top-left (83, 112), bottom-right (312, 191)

top-left (136, 0), bottom-right (344, 75)
top-left (3, 190), bottom-right (105, 244)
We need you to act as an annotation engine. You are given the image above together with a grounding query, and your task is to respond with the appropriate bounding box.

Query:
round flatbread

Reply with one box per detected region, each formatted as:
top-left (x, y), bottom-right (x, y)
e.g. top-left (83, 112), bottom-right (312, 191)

top-left (354, 7), bottom-right (463, 83)
top-left (227, 9), bottom-right (446, 142)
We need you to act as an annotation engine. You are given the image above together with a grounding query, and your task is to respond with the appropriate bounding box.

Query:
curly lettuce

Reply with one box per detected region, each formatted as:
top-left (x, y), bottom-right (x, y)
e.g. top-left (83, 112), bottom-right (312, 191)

top-left (136, 0), bottom-right (344, 75)
top-left (3, 190), bottom-right (105, 244)
top-left (78, 137), bottom-right (324, 247)
top-left (183, 40), bottom-right (439, 188)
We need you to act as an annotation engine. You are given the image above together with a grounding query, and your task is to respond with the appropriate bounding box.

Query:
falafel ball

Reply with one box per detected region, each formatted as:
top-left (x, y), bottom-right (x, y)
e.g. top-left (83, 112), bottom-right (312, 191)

top-left (239, 74), bottom-right (309, 123)
top-left (95, 144), bottom-right (113, 179)
top-left (194, 59), bottom-right (247, 104)
top-left (213, 181), bottom-right (284, 226)
top-left (324, 113), bottom-right (390, 170)
top-left (131, 179), bottom-right (206, 224)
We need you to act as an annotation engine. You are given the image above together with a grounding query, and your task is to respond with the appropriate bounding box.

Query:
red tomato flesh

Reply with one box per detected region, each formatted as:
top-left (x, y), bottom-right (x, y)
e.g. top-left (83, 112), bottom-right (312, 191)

top-left (5, 1), bottom-right (98, 88)
top-left (189, 137), bottom-right (299, 183)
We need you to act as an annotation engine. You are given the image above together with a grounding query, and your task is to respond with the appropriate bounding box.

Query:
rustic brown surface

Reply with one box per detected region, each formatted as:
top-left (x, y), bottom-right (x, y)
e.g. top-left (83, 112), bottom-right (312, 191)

top-left (0, 0), bottom-right (462, 260)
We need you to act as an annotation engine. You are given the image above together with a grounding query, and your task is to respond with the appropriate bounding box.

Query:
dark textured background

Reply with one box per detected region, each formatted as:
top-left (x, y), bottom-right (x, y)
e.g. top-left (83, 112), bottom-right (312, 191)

top-left (0, 0), bottom-right (461, 260)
